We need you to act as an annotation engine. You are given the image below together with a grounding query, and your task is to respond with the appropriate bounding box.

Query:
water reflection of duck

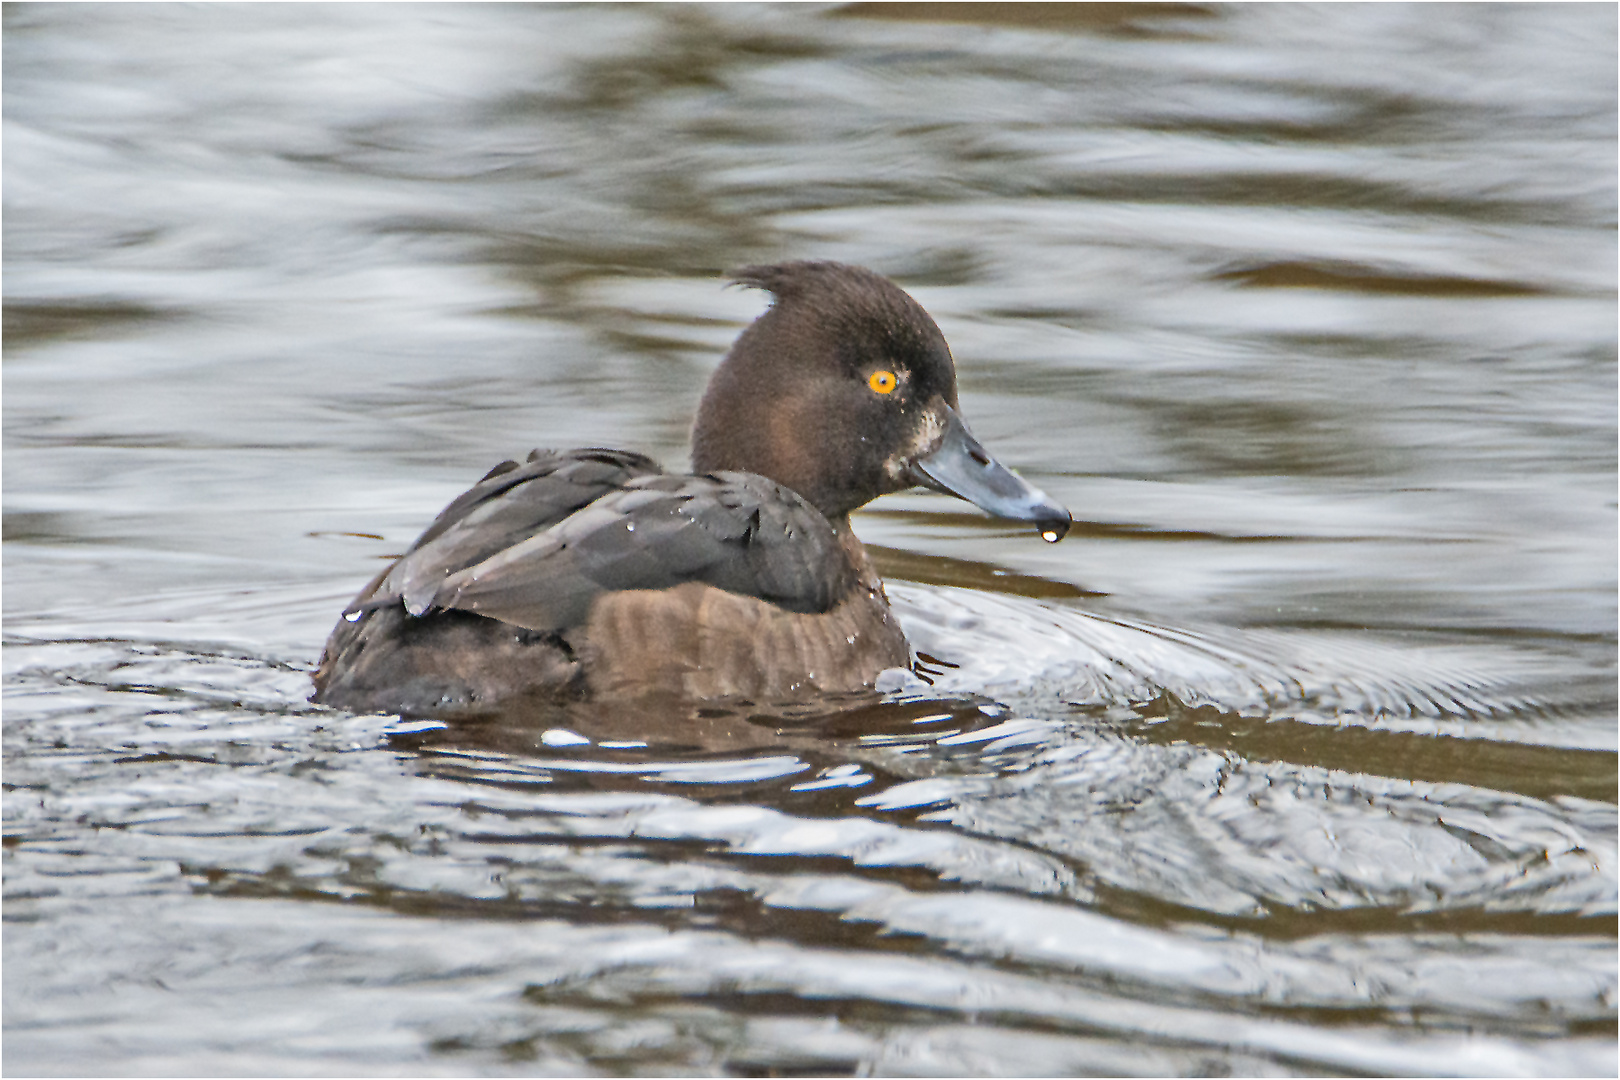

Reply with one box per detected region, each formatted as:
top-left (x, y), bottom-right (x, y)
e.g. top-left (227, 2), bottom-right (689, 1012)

top-left (312, 262), bottom-right (1069, 715)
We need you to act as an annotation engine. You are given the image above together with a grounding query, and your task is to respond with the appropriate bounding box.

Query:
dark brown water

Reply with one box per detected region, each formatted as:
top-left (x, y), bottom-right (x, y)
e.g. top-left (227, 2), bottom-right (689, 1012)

top-left (4, 4), bottom-right (1615, 1075)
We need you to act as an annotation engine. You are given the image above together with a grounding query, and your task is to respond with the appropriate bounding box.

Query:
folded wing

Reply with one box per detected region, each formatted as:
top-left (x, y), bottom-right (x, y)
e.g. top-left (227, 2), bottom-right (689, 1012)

top-left (351, 451), bottom-right (853, 635)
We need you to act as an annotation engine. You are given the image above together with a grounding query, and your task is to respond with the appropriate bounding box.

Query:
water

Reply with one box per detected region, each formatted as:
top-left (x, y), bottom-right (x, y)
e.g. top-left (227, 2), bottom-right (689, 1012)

top-left (4, 4), bottom-right (1614, 1075)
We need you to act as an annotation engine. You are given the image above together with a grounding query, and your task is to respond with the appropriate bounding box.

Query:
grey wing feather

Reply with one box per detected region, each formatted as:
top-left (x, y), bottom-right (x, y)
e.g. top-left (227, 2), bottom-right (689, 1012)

top-left (410, 448), bottom-right (660, 551)
top-left (413, 471), bottom-right (854, 632)
top-left (349, 448), bottom-right (663, 616)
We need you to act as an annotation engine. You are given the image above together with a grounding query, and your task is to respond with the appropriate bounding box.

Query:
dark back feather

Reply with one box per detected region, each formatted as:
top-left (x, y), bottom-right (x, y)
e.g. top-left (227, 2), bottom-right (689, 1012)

top-left (403, 471), bottom-right (854, 633)
top-left (347, 451), bottom-right (855, 637)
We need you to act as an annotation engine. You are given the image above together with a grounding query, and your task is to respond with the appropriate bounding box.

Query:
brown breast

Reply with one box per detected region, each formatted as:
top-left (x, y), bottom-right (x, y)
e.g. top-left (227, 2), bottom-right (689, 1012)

top-left (579, 531), bottom-right (908, 701)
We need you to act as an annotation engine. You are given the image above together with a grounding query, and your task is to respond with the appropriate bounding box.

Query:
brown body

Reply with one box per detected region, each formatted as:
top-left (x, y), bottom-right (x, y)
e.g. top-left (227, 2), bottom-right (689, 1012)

top-left (580, 531), bottom-right (906, 700)
top-left (313, 523), bottom-right (906, 713)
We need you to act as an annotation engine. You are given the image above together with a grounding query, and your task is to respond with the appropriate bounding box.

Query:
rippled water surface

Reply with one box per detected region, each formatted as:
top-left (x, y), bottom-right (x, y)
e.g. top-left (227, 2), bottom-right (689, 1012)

top-left (4, 4), bottom-right (1615, 1076)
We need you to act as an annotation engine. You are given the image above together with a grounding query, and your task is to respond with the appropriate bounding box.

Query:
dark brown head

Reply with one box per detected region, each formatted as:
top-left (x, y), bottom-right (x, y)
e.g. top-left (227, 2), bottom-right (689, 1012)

top-left (691, 261), bottom-right (1069, 538)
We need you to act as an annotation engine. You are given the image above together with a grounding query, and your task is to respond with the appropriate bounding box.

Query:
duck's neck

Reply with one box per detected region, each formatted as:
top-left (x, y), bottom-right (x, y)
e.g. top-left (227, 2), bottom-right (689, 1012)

top-left (691, 374), bottom-right (850, 521)
top-left (833, 516), bottom-right (885, 592)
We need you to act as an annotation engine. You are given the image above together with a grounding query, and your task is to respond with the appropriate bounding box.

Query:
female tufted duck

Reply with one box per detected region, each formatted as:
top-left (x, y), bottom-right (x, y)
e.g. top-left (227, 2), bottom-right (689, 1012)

top-left (312, 261), bottom-right (1069, 715)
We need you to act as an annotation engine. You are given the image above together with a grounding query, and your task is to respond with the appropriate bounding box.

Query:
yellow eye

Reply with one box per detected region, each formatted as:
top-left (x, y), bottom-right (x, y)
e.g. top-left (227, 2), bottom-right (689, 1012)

top-left (868, 370), bottom-right (897, 394)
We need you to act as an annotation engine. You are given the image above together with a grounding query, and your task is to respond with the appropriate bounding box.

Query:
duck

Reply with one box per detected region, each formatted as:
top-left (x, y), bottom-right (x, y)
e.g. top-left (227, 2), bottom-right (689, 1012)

top-left (312, 261), bottom-right (1069, 715)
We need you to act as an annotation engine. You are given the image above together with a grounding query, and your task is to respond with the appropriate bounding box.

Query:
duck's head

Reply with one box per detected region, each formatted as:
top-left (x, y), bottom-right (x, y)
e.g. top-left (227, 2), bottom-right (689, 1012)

top-left (691, 261), bottom-right (1070, 541)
